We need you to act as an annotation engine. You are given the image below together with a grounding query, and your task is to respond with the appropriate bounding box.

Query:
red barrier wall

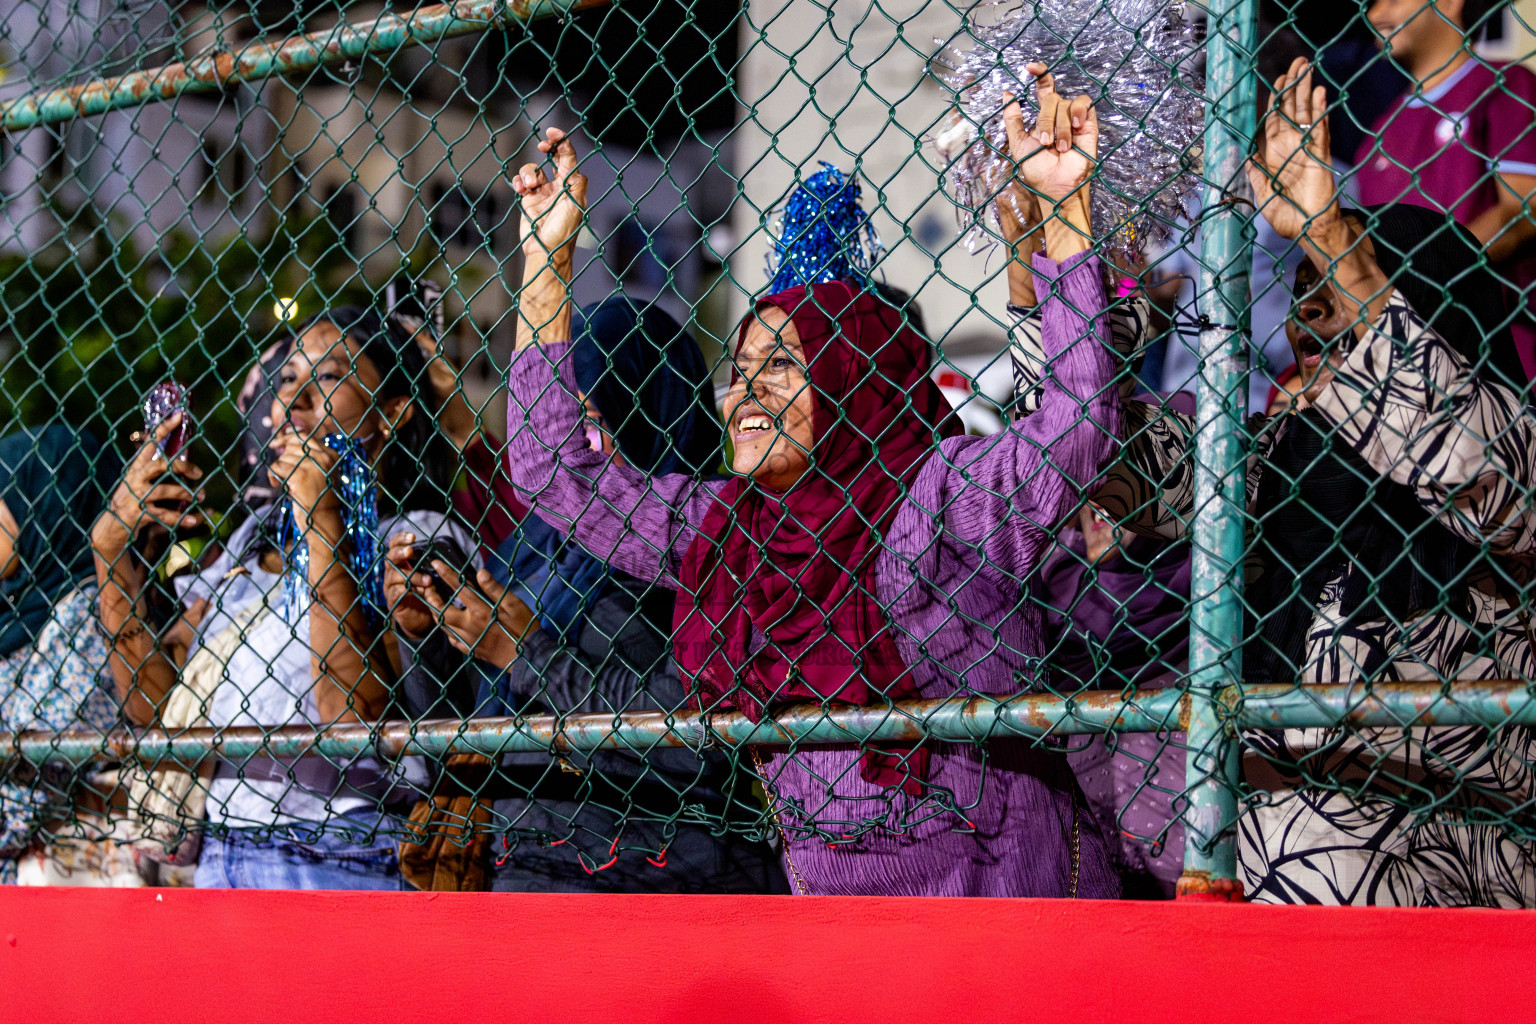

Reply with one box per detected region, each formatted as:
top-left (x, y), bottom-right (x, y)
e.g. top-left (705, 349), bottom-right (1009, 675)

top-left (3, 889), bottom-right (1531, 1023)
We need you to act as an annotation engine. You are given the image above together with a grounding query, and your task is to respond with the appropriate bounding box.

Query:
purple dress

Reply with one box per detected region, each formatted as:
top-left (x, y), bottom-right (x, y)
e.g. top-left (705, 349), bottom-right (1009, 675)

top-left (505, 252), bottom-right (1123, 897)
top-left (1034, 529), bottom-right (1192, 898)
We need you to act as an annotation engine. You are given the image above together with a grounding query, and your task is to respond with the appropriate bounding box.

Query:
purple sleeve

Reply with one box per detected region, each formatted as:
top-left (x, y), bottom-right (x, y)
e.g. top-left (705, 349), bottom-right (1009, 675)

top-left (896, 250), bottom-right (1120, 583)
top-left (503, 342), bottom-right (722, 587)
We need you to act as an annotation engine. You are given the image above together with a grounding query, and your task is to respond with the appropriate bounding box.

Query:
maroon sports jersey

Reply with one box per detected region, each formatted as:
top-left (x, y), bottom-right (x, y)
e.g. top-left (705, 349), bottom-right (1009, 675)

top-left (1356, 58), bottom-right (1536, 379)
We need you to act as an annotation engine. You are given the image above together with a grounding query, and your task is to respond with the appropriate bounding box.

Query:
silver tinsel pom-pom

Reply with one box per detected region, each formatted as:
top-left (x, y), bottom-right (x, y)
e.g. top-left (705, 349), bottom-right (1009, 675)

top-left (933, 0), bottom-right (1205, 261)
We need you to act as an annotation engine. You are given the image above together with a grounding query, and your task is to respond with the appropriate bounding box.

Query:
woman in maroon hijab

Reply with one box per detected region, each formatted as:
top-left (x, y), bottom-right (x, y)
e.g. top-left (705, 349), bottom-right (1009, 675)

top-left (493, 81), bottom-right (1124, 896)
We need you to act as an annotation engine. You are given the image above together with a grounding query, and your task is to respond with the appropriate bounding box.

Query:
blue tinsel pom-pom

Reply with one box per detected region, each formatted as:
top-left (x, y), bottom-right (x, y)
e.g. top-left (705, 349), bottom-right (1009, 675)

top-left (279, 433), bottom-right (385, 626)
top-left (765, 161), bottom-right (884, 294)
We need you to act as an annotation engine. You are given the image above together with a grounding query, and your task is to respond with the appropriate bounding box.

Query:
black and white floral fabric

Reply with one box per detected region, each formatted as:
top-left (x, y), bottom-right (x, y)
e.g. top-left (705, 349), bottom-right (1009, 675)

top-left (1011, 292), bottom-right (1536, 906)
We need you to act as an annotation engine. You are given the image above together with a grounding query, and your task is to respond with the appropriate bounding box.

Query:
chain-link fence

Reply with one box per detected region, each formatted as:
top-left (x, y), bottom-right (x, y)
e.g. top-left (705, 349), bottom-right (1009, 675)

top-left (0, 0), bottom-right (1531, 902)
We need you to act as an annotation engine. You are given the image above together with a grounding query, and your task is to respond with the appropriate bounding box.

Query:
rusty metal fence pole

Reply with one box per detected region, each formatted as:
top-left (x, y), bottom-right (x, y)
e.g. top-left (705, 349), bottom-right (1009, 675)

top-left (0, 0), bottom-right (611, 130)
top-left (1177, 0), bottom-right (1258, 900)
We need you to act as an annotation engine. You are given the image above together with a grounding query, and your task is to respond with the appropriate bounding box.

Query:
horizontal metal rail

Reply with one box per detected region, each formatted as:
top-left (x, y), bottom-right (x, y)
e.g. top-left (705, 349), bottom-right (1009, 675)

top-left (2, 689), bottom-right (1186, 767)
top-left (0, 0), bottom-right (609, 130)
top-left (1232, 680), bottom-right (1536, 729)
top-left (5, 681), bottom-right (1532, 768)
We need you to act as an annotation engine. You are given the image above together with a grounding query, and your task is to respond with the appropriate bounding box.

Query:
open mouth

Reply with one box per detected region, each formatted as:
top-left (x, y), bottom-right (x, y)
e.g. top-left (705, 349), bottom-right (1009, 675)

top-left (1294, 334), bottom-right (1324, 369)
top-left (275, 420), bottom-right (312, 439)
top-left (734, 413), bottom-right (775, 439)
top-left (1296, 334), bottom-right (1320, 366)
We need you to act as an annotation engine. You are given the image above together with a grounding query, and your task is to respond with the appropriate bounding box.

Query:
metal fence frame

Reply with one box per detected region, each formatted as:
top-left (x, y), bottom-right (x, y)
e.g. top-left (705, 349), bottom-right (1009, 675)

top-left (0, 0), bottom-right (1528, 899)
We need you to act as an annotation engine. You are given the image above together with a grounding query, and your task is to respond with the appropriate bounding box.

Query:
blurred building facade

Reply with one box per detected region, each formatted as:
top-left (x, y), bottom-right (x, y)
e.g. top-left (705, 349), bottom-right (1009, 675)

top-left (726, 0), bottom-right (1011, 354)
top-left (0, 0), bottom-right (740, 424)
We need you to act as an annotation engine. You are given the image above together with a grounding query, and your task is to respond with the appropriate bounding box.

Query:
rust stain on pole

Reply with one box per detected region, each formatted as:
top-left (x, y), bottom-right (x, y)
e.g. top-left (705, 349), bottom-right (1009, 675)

top-left (1, 0), bottom-right (613, 130)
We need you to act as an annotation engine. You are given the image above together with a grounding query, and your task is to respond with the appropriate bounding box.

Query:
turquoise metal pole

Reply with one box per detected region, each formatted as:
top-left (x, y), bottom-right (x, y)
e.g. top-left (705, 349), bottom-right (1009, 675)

top-left (11, 681), bottom-right (1532, 769)
top-left (4, 688), bottom-right (1185, 768)
top-left (0, 0), bottom-right (611, 131)
top-left (1179, 0), bottom-right (1258, 901)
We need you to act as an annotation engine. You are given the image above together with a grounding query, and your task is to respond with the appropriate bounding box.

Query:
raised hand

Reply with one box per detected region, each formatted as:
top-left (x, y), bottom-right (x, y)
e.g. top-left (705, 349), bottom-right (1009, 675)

top-left (1004, 63), bottom-right (1097, 214)
top-left (92, 411), bottom-right (204, 553)
top-left (266, 430), bottom-right (341, 522)
top-left (1247, 58), bottom-right (1340, 242)
top-left (512, 127), bottom-right (588, 259)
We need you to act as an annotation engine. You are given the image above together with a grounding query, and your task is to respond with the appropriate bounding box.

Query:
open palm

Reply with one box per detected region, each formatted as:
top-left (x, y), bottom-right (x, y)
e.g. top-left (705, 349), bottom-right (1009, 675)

top-left (1247, 58), bottom-right (1339, 241)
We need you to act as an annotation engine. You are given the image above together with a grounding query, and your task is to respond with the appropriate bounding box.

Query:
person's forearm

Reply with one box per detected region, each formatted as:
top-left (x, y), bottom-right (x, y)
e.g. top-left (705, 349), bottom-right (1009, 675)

top-left (96, 572), bottom-right (176, 725)
top-left (1300, 214), bottom-right (1393, 339)
top-left (1000, 189), bottom-right (1046, 307)
top-left (300, 513), bottom-right (393, 722)
top-left (940, 248), bottom-right (1120, 575)
top-left (504, 341), bottom-right (713, 586)
top-left (1470, 197), bottom-right (1536, 264)
top-left (1040, 193), bottom-right (1092, 262)
top-left (1006, 228), bottom-right (1045, 306)
top-left (514, 245), bottom-right (575, 351)
top-left (461, 613), bottom-right (529, 674)
top-left (436, 376), bottom-right (483, 450)
top-left (91, 526), bottom-right (177, 724)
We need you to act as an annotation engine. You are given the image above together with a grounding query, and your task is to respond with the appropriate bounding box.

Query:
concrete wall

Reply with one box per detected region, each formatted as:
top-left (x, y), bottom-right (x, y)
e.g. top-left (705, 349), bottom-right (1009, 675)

top-left (726, 0), bottom-right (1014, 359)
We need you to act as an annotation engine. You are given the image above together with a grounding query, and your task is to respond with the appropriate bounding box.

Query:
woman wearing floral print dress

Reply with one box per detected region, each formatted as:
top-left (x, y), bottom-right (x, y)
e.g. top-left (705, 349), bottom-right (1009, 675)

top-left (0, 426), bottom-right (129, 885)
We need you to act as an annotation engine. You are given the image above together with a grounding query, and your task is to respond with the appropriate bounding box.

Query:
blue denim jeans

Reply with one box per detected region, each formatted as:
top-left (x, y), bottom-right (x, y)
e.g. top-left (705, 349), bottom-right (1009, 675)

top-left (194, 823), bottom-right (402, 890)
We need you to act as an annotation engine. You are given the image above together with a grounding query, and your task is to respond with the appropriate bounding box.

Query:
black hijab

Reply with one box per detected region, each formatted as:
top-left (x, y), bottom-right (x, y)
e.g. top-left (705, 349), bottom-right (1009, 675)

top-left (493, 298), bottom-right (722, 639)
top-left (0, 427), bottom-right (114, 658)
top-left (1247, 205), bottom-right (1521, 683)
top-left (569, 297), bottom-right (722, 477)
top-left (1360, 204), bottom-right (1522, 386)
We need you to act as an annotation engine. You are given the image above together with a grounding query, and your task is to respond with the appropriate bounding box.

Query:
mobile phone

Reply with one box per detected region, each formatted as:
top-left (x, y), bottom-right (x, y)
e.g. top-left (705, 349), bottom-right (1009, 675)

top-left (408, 537), bottom-right (481, 602)
top-left (141, 382), bottom-right (194, 517)
top-left (385, 277), bottom-right (444, 340)
top-left (142, 381), bottom-right (193, 460)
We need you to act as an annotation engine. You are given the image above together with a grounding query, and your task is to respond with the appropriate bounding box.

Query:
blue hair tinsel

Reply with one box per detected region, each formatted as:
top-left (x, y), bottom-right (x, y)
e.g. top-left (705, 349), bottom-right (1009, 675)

top-left (765, 161), bottom-right (884, 294)
top-left (278, 433), bottom-right (384, 626)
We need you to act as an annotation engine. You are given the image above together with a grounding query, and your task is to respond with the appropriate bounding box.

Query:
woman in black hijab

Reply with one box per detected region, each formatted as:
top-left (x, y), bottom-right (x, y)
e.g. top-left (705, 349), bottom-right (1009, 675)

top-left (1244, 202), bottom-right (1523, 686)
top-left (390, 297), bottom-right (786, 893)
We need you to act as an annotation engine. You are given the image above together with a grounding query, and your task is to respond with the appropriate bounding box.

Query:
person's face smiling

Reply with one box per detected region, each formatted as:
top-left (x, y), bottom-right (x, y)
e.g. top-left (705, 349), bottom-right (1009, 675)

top-left (723, 306), bottom-right (818, 491)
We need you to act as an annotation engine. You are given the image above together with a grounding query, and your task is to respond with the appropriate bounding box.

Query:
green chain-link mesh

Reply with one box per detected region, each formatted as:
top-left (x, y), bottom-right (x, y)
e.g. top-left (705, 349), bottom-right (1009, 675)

top-left (0, 0), bottom-right (1532, 901)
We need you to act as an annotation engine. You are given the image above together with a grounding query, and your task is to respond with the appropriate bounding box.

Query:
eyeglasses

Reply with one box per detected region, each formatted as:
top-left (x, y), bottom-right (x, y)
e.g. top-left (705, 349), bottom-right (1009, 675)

top-left (583, 417), bottom-right (607, 453)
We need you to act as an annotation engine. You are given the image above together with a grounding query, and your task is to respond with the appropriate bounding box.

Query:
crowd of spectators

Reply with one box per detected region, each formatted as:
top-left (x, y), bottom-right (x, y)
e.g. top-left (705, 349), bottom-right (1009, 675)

top-left (0, 0), bottom-right (1531, 903)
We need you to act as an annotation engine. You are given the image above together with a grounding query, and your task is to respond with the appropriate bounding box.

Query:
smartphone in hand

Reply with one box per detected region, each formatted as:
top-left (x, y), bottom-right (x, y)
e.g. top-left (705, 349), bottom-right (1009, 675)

top-left (407, 536), bottom-right (482, 603)
top-left (143, 381), bottom-right (194, 461)
top-left (141, 382), bottom-right (195, 518)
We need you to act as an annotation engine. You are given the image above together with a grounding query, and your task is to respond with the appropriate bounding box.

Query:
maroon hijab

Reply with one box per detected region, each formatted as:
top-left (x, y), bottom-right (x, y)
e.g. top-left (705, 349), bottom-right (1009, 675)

top-left (674, 280), bottom-right (959, 792)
